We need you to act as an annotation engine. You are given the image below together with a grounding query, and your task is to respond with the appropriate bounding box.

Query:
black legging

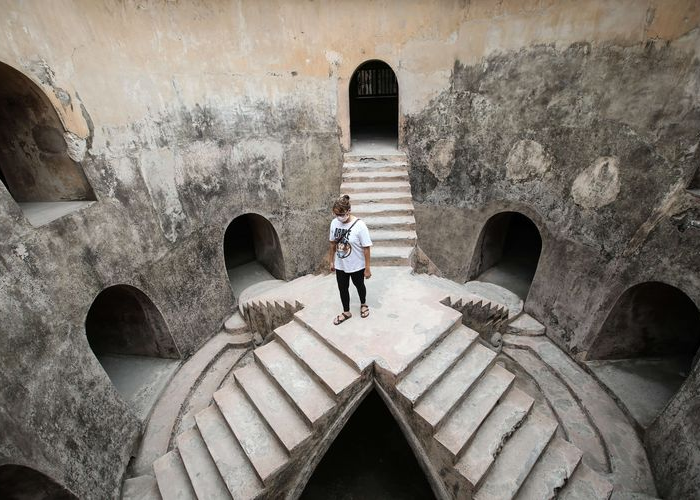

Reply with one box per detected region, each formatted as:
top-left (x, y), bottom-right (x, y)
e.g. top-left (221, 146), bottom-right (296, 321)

top-left (336, 269), bottom-right (366, 312)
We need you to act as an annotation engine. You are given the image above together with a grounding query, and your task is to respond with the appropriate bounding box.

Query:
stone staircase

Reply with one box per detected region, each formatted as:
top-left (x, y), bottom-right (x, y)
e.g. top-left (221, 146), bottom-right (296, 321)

top-left (142, 317), bottom-right (368, 500)
top-left (342, 150), bottom-right (416, 266)
top-left (383, 322), bottom-right (615, 500)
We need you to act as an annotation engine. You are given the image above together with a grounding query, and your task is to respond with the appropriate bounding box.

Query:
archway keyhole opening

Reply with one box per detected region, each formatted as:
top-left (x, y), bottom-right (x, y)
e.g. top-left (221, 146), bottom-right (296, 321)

top-left (223, 213), bottom-right (285, 301)
top-left (349, 60), bottom-right (399, 150)
top-left (471, 212), bottom-right (542, 300)
top-left (586, 282), bottom-right (700, 428)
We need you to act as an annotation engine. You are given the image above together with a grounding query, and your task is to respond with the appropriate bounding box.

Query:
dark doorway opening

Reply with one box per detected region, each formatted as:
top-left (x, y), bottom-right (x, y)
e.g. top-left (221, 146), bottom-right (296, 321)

top-left (587, 282), bottom-right (700, 428)
top-left (85, 285), bottom-right (180, 420)
top-left (224, 214), bottom-right (285, 301)
top-left (301, 390), bottom-right (435, 500)
top-left (0, 464), bottom-right (77, 500)
top-left (470, 212), bottom-right (542, 299)
top-left (350, 60), bottom-right (399, 150)
top-left (0, 61), bottom-right (96, 226)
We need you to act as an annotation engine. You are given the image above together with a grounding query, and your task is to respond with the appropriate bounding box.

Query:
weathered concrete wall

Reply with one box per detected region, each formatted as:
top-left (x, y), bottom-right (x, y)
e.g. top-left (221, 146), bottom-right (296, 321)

top-left (0, 0), bottom-right (698, 497)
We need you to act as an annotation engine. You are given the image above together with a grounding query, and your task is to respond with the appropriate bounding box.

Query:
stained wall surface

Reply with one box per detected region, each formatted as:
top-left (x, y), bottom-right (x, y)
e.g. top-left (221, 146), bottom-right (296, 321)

top-left (0, 1), bottom-right (698, 498)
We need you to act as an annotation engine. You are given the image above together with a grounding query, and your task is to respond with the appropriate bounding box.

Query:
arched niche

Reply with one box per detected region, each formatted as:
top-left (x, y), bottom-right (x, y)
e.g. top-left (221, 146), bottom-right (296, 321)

top-left (587, 282), bottom-right (700, 428)
top-left (0, 464), bottom-right (77, 500)
top-left (85, 285), bottom-right (180, 420)
top-left (0, 61), bottom-right (96, 226)
top-left (223, 213), bottom-right (285, 299)
top-left (469, 211), bottom-right (542, 300)
top-left (301, 389), bottom-right (434, 499)
top-left (349, 60), bottom-right (399, 149)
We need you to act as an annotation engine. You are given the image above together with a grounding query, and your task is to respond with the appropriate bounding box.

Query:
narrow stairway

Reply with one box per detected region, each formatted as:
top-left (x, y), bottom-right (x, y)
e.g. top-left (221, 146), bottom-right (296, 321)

top-left (341, 150), bottom-right (416, 266)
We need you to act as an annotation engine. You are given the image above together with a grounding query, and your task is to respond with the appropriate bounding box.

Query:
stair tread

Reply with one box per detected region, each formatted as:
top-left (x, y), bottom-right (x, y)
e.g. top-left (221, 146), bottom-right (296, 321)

top-left (415, 343), bottom-right (496, 429)
top-left (153, 450), bottom-right (197, 500)
top-left (234, 363), bottom-right (312, 452)
top-left (372, 246), bottom-right (414, 257)
top-left (343, 170), bottom-right (409, 180)
top-left (456, 387), bottom-right (535, 487)
top-left (474, 411), bottom-right (558, 500)
top-left (370, 229), bottom-right (417, 240)
top-left (435, 364), bottom-right (515, 457)
top-left (276, 321), bottom-right (360, 396)
top-left (195, 405), bottom-right (263, 499)
top-left (516, 437), bottom-right (583, 500)
top-left (348, 191), bottom-right (412, 201)
top-left (352, 203), bottom-right (414, 214)
top-left (342, 181), bottom-right (411, 190)
top-left (362, 215), bottom-right (416, 226)
top-left (176, 428), bottom-right (231, 499)
top-left (557, 463), bottom-right (614, 500)
top-left (397, 325), bottom-right (478, 404)
top-left (343, 161), bottom-right (407, 169)
top-left (121, 476), bottom-right (160, 500)
top-left (255, 341), bottom-right (335, 424)
top-left (214, 385), bottom-right (288, 484)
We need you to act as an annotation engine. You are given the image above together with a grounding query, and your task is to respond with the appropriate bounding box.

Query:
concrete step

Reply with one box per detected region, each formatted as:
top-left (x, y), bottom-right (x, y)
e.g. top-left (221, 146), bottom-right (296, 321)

top-left (275, 320), bottom-right (360, 397)
top-left (341, 181), bottom-right (411, 193)
top-left (213, 385), bottom-right (288, 485)
top-left (362, 215), bottom-right (416, 230)
top-left (195, 405), bottom-right (263, 499)
top-left (121, 476), bottom-right (160, 500)
top-left (345, 191), bottom-right (412, 203)
top-left (372, 246), bottom-right (413, 266)
top-left (503, 346), bottom-right (607, 472)
top-left (456, 387), bottom-right (534, 488)
top-left (176, 428), bottom-right (231, 499)
top-left (435, 364), bottom-right (515, 459)
top-left (255, 340), bottom-right (335, 426)
top-left (371, 229), bottom-right (417, 247)
top-left (153, 450), bottom-right (196, 500)
top-left (343, 152), bottom-right (407, 163)
top-left (557, 463), bottom-right (614, 500)
top-left (343, 170), bottom-right (409, 182)
top-left (224, 311), bottom-right (248, 334)
top-left (474, 411), bottom-right (558, 500)
top-left (397, 325), bottom-right (479, 405)
top-left (238, 279), bottom-right (286, 308)
top-left (234, 363), bottom-right (312, 453)
top-left (415, 343), bottom-right (496, 431)
top-left (516, 437), bottom-right (582, 500)
top-left (352, 202), bottom-right (414, 216)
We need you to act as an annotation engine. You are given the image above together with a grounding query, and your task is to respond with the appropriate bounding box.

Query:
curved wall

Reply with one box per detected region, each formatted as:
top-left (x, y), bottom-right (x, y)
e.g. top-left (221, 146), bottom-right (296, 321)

top-left (0, 1), bottom-right (697, 498)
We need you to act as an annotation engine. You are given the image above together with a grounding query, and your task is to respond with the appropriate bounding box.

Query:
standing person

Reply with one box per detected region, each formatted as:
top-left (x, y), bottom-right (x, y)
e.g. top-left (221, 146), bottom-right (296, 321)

top-left (329, 194), bottom-right (372, 325)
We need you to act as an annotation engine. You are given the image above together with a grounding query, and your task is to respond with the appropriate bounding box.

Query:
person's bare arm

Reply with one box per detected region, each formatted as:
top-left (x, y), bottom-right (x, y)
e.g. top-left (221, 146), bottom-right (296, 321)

top-left (363, 246), bottom-right (371, 278)
top-left (329, 241), bottom-right (337, 272)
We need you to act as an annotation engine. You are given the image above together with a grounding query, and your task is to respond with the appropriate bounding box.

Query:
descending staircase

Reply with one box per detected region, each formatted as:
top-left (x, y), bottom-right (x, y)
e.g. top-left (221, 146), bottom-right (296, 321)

top-left (384, 323), bottom-right (614, 500)
top-left (342, 150), bottom-right (416, 266)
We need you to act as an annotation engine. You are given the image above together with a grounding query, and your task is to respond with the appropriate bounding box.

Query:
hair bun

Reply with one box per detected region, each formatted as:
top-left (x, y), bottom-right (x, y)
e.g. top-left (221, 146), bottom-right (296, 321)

top-left (342, 194), bottom-right (350, 201)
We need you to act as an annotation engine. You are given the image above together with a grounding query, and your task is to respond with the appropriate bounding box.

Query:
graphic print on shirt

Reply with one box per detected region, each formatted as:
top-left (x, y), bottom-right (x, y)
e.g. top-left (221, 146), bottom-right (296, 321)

top-left (334, 227), bottom-right (352, 259)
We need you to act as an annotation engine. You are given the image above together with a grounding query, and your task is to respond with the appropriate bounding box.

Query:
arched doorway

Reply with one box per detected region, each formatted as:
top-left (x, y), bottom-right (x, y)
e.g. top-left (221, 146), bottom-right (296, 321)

top-left (470, 212), bottom-right (542, 299)
top-left (0, 61), bottom-right (96, 226)
top-left (587, 282), bottom-right (700, 428)
top-left (0, 464), bottom-right (77, 499)
top-left (349, 60), bottom-right (399, 150)
top-left (224, 214), bottom-right (285, 300)
top-left (301, 390), bottom-right (434, 499)
top-left (85, 285), bottom-right (180, 420)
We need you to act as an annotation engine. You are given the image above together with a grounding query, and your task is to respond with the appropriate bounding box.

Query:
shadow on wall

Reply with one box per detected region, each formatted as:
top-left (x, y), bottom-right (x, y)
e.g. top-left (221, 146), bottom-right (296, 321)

top-left (0, 61), bottom-right (96, 225)
top-left (0, 464), bottom-right (77, 500)
top-left (223, 213), bottom-right (285, 299)
top-left (468, 211), bottom-right (543, 300)
top-left (586, 282), bottom-right (700, 428)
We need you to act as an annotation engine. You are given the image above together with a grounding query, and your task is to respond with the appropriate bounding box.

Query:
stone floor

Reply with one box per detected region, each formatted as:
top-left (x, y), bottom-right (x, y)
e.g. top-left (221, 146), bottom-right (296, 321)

top-left (17, 200), bottom-right (95, 226)
top-left (477, 258), bottom-right (536, 300)
top-left (227, 261), bottom-right (278, 300)
top-left (350, 133), bottom-right (399, 155)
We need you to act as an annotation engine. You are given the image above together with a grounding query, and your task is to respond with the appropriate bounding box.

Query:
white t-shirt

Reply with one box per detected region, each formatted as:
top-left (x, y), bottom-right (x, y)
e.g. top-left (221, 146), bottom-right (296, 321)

top-left (329, 217), bottom-right (373, 273)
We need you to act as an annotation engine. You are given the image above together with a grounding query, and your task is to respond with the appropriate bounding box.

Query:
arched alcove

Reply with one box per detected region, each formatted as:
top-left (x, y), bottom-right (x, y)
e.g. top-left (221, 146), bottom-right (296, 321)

top-left (470, 212), bottom-right (542, 299)
top-left (224, 213), bottom-right (285, 299)
top-left (0, 61), bottom-right (96, 226)
top-left (301, 390), bottom-right (434, 499)
top-left (85, 285), bottom-right (180, 420)
top-left (0, 464), bottom-right (77, 500)
top-left (349, 60), bottom-right (399, 149)
top-left (587, 282), bottom-right (700, 428)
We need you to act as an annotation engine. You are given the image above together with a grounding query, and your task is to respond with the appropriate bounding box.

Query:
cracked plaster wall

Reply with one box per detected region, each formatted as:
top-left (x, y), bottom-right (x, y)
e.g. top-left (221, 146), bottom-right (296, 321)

top-left (0, 0), bottom-right (699, 498)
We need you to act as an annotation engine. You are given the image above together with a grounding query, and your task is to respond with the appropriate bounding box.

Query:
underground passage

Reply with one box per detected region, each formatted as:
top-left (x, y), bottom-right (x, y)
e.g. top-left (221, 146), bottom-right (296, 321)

top-left (301, 390), bottom-right (434, 500)
top-left (0, 464), bottom-right (77, 500)
top-left (349, 60), bottom-right (399, 148)
top-left (223, 213), bottom-right (285, 300)
top-left (470, 212), bottom-right (542, 300)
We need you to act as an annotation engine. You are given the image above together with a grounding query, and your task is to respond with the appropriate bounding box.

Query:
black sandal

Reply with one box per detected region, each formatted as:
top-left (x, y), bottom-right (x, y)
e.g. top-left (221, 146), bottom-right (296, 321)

top-left (360, 305), bottom-right (370, 318)
top-left (333, 312), bottom-right (352, 325)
